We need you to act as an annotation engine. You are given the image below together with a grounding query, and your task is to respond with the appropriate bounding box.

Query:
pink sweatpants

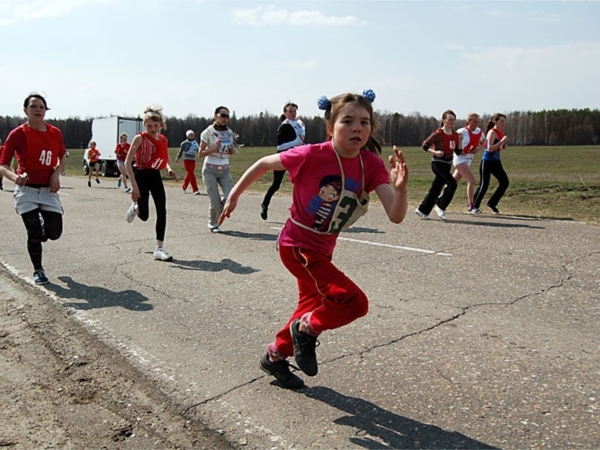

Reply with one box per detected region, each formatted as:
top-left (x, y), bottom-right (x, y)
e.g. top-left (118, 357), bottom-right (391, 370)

top-left (273, 245), bottom-right (369, 358)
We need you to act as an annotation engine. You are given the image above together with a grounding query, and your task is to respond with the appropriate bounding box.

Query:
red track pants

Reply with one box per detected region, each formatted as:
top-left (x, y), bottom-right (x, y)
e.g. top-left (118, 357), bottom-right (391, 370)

top-left (273, 246), bottom-right (369, 358)
top-left (182, 159), bottom-right (199, 192)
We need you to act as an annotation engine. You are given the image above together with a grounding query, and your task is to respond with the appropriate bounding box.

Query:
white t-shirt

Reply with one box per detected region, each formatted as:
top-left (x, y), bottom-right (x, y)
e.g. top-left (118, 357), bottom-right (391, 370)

top-left (200, 125), bottom-right (235, 167)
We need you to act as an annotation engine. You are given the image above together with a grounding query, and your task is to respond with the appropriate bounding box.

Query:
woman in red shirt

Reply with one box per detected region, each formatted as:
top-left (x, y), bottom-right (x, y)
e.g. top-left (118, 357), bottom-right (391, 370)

top-left (125, 106), bottom-right (178, 261)
top-left (0, 93), bottom-right (67, 285)
top-left (415, 110), bottom-right (461, 221)
top-left (115, 132), bottom-right (131, 193)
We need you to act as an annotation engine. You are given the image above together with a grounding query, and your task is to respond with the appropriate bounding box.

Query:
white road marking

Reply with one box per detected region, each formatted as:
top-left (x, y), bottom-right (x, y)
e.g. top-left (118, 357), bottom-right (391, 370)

top-left (269, 227), bottom-right (452, 256)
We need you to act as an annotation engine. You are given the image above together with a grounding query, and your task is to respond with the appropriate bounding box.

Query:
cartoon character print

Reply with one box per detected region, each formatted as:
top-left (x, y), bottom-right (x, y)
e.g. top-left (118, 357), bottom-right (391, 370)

top-left (306, 175), bottom-right (362, 232)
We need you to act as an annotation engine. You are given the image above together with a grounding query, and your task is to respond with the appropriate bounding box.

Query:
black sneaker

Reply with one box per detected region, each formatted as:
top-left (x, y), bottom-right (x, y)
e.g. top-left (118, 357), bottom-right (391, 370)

top-left (290, 319), bottom-right (318, 376)
top-left (88, 181), bottom-right (91, 187)
top-left (260, 204), bottom-right (268, 221)
top-left (259, 353), bottom-right (305, 389)
top-left (33, 270), bottom-right (49, 285)
top-left (95, 178), bottom-right (100, 184)
top-left (487, 203), bottom-right (499, 214)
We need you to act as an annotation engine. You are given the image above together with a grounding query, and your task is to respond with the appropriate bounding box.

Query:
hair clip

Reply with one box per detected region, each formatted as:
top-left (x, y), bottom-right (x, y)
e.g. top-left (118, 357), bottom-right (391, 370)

top-left (317, 96), bottom-right (331, 111)
top-left (362, 89), bottom-right (376, 103)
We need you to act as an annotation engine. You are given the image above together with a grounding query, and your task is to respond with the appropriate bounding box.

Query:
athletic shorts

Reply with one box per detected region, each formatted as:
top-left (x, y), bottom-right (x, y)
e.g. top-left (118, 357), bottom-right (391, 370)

top-left (453, 153), bottom-right (473, 168)
top-left (116, 160), bottom-right (126, 167)
top-left (13, 186), bottom-right (63, 215)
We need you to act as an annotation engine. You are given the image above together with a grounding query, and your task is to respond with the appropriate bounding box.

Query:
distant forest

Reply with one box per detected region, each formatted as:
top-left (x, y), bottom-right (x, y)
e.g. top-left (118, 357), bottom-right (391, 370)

top-left (1, 108), bottom-right (599, 149)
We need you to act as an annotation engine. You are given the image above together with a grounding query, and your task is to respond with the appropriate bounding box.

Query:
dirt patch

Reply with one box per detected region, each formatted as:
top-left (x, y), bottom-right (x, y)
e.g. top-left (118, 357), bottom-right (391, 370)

top-left (0, 269), bottom-right (232, 449)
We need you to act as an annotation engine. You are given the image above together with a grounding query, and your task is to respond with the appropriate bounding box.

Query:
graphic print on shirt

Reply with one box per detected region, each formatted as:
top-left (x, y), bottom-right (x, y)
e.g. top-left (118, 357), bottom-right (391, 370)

top-left (306, 175), bottom-right (362, 232)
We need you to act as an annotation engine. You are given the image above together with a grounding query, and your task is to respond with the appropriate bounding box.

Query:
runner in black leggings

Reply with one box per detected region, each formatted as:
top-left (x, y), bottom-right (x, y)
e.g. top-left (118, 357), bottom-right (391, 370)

top-left (415, 110), bottom-right (460, 221)
top-left (260, 102), bottom-right (305, 220)
top-left (0, 93), bottom-right (67, 285)
top-left (473, 113), bottom-right (509, 214)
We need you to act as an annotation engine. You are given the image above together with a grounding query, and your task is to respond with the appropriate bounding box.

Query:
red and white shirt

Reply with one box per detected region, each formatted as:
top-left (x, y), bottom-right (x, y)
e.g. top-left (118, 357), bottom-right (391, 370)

top-left (134, 132), bottom-right (169, 170)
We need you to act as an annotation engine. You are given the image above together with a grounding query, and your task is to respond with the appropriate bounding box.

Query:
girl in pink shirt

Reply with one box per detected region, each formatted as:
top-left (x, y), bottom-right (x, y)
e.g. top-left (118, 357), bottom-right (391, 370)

top-left (220, 90), bottom-right (409, 389)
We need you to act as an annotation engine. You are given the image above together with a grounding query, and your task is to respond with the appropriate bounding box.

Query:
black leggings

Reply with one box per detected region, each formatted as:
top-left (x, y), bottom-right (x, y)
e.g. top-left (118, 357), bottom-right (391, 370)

top-left (135, 169), bottom-right (167, 241)
top-left (262, 169), bottom-right (286, 208)
top-left (417, 161), bottom-right (457, 214)
top-left (473, 160), bottom-right (509, 209)
top-left (21, 209), bottom-right (62, 271)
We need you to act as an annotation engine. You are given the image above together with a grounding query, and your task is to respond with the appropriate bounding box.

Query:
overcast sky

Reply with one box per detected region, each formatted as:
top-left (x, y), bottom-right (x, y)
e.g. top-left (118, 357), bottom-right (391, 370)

top-left (1, 0), bottom-right (599, 120)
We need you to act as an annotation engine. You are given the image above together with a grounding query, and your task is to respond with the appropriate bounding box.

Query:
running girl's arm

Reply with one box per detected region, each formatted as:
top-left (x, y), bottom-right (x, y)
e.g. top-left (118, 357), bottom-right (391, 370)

top-left (199, 137), bottom-right (222, 157)
top-left (486, 130), bottom-right (508, 152)
top-left (422, 131), bottom-right (444, 158)
top-left (125, 135), bottom-right (141, 201)
top-left (375, 146), bottom-right (409, 224)
top-left (219, 153), bottom-right (284, 224)
top-left (473, 133), bottom-right (486, 154)
top-left (165, 151), bottom-right (178, 181)
top-left (49, 153), bottom-right (67, 193)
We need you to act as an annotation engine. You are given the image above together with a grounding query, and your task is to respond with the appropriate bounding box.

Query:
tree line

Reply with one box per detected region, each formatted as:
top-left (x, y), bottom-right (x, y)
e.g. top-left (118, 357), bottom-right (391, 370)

top-left (1, 108), bottom-right (599, 149)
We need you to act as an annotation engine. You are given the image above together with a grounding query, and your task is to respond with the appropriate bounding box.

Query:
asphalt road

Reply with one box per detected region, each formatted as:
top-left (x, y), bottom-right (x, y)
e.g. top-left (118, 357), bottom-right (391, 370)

top-left (1, 174), bottom-right (599, 449)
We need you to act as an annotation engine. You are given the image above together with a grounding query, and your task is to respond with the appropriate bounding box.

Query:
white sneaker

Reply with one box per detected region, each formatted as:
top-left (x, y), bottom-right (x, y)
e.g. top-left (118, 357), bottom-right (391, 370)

top-left (415, 208), bottom-right (429, 220)
top-left (153, 247), bottom-right (173, 261)
top-left (126, 203), bottom-right (138, 223)
top-left (470, 207), bottom-right (482, 214)
top-left (435, 205), bottom-right (447, 221)
top-left (193, 191), bottom-right (201, 195)
top-left (210, 226), bottom-right (222, 233)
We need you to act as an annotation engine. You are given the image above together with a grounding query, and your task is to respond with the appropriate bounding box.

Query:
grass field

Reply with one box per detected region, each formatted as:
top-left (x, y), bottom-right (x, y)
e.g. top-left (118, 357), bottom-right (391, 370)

top-left (65, 146), bottom-right (600, 224)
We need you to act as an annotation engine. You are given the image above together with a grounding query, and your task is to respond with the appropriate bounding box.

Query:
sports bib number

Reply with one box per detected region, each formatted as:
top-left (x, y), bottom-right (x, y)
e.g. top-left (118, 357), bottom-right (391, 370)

top-left (39, 150), bottom-right (53, 166)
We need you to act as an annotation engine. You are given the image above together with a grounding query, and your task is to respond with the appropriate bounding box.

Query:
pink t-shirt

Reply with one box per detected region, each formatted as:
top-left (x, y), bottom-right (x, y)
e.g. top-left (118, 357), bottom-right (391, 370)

top-left (278, 141), bottom-right (390, 256)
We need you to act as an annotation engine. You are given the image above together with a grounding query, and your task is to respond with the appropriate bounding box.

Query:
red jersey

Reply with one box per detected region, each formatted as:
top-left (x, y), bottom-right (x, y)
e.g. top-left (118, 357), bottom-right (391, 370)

top-left (87, 147), bottom-right (101, 163)
top-left (423, 128), bottom-right (459, 161)
top-left (115, 143), bottom-right (130, 161)
top-left (493, 128), bottom-right (506, 150)
top-left (463, 128), bottom-right (483, 154)
top-left (0, 123), bottom-right (66, 185)
top-left (134, 132), bottom-right (169, 170)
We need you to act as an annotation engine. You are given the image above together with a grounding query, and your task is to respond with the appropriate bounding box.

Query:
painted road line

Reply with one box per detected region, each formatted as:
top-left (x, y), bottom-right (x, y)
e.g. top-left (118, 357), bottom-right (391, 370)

top-left (269, 227), bottom-right (452, 256)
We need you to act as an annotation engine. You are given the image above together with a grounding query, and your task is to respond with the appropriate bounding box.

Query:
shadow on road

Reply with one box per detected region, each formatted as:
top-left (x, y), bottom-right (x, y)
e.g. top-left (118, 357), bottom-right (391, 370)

top-left (305, 386), bottom-right (498, 449)
top-left (343, 227), bottom-right (386, 234)
top-left (47, 276), bottom-right (153, 311)
top-left (451, 219), bottom-right (545, 229)
top-left (170, 258), bottom-right (259, 274)
top-left (219, 230), bottom-right (279, 241)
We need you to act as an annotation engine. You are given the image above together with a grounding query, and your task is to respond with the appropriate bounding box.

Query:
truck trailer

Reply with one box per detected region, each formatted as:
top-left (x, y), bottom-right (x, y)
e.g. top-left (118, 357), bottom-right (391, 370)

top-left (83, 117), bottom-right (145, 176)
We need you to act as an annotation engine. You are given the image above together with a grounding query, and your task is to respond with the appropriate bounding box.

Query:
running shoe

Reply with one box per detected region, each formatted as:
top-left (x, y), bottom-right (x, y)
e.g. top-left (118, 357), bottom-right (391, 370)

top-left (435, 205), bottom-right (447, 221)
top-left (193, 191), bottom-right (201, 195)
top-left (88, 181), bottom-right (91, 187)
top-left (487, 203), bottom-right (499, 214)
top-left (153, 247), bottom-right (173, 262)
top-left (33, 270), bottom-right (49, 285)
top-left (210, 226), bottom-right (222, 233)
top-left (125, 187), bottom-right (132, 193)
top-left (414, 208), bottom-right (429, 220)
top-left (117, 178), bottom-right (122, 188)
top-left (95, 178), bottom-right (100, 184)
top-left (259, 353), bottom-right (305, 389)
top-left (290, 319), bottom-right (319, 376)
top-left (260, 204), bottom-right (268, 221)
top-left (470, 207), bottom-right (482, 214)
top-left (126, 202), bottom-right (138, 223)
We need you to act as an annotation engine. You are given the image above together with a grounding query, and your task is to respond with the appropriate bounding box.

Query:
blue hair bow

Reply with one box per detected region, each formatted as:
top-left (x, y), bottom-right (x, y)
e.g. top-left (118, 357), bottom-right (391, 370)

top-left (362, 89), bottom-right (376, 103)
top-left (317, 96), bottom-right (331, 111)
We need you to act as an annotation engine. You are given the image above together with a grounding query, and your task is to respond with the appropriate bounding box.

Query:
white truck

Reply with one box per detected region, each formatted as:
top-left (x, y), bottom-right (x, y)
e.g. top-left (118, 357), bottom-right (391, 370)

top-left (83, 116), bottom-right (145, 176)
